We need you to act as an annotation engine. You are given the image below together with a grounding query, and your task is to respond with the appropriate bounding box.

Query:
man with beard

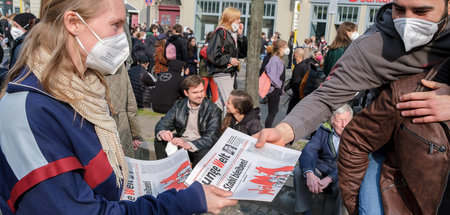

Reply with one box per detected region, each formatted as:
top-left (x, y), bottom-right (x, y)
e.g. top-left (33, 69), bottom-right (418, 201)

top-left (154, 75), bottom-right (222, 167)
top-left (256, 0), bottom-right (450, 214)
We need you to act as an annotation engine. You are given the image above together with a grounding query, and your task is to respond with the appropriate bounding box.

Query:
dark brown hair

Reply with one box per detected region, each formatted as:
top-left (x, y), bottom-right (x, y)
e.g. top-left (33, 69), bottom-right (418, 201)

top-left (181, 75), bottom-right (204, 91)
top-left (187, 37), bottom-right (197, 58)
top-left (220, 90), bottom-right (253, 133)
top-left (329, 22), bottom-right (357, 50)
top-left (173, 24), bottom-right (182, 34)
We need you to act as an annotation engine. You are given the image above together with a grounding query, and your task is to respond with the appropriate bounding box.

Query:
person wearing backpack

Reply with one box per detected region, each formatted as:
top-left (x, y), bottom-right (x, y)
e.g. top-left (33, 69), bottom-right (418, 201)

top-left (206, 7), bottom-right (247, 113)
top-left (264, 39), bottom-right (289, 128)
top-left (199, 32), bottom-right (219, 103)
top-left (165, 24), bottom-right (188, 73)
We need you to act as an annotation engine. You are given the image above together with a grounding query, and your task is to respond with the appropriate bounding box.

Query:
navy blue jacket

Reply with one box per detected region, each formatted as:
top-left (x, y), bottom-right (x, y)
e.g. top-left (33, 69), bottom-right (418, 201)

top-left (299, 123), bottom-right (339, 182)
top-left (0, 70), bottom-right (207, 215)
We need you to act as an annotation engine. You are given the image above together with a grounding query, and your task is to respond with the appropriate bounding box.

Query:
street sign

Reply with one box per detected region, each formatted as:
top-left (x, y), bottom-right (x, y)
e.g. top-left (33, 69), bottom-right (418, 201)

top-left (145, 0), bottom-right (153, 6)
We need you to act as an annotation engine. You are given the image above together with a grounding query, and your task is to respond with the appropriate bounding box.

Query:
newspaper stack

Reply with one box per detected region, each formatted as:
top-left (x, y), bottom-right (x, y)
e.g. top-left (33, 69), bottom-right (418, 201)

top-left (121, 149), bottom-right (192, 201)
top-left (185, 128), bottom-right (301, 202)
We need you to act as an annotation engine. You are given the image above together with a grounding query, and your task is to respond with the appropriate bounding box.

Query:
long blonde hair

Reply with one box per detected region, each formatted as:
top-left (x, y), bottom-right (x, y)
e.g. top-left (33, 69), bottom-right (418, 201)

top-left (218, 7), bottom-right (241, 31)
top-left (1, 0), bottom-right (106, 101)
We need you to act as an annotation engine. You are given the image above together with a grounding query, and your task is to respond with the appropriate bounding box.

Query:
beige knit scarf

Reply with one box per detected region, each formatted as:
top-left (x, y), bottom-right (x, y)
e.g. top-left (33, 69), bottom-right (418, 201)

top-left (30, 50), bottom-right (128, 187)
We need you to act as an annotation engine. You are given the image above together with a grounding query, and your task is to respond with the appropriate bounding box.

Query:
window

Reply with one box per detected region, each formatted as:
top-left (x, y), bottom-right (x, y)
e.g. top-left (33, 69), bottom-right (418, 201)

top-left (366, 7), bottom-right (379, 30)
top-left (197, 0), bottom-right (220, 14)
top-left (336, 5), bottom-right (360, 24)
top-left (310, 4), bottom-right (328, 38)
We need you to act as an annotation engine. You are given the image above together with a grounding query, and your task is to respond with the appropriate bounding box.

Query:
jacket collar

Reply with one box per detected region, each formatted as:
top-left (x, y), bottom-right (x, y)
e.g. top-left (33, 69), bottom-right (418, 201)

top-left (6, 68), bottom-right (55, 99)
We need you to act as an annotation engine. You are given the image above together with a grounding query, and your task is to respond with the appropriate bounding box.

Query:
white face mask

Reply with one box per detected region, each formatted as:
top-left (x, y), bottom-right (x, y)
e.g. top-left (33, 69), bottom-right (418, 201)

top-left (11, 27), bottom-right (24, 40)
top-left (75, 12), bottom-right (129, 75)
top-left (394, 17), bottom-right (444, 52)
top-left (231, 23), bottom-right (239, 32)
top-left (284, 47), bottom-right (290, 56)
top-left (350, 32), bottom-right (360, 40)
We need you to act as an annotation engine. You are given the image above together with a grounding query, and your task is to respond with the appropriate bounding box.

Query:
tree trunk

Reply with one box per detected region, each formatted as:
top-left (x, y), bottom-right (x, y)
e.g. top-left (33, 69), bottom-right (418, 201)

top-left (246, 0), bottom-right (264, 107)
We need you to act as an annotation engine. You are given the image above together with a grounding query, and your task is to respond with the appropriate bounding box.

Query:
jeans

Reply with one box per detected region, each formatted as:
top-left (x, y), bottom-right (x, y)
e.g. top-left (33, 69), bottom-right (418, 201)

top-left (359, 149), bottom-right (386, 215)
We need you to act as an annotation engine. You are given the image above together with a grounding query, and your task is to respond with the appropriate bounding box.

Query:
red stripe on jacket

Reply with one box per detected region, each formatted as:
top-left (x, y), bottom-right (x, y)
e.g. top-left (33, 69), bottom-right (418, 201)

top-left (83, 150), bottom-right (113, 189)
top-left (7, 156), bottom-right (83, 212)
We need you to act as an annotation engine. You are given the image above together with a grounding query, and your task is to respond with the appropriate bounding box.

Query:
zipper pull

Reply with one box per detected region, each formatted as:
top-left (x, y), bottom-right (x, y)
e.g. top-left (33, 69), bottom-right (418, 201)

top-left (428, 142), bottom-right (434, 154)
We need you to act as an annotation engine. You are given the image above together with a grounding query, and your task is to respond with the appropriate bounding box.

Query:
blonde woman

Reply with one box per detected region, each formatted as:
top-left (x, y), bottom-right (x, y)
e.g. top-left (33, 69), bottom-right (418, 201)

top-left (207, 7), bottom-right (247, 112)
top-left (0, 0), bottom-right (236, 214)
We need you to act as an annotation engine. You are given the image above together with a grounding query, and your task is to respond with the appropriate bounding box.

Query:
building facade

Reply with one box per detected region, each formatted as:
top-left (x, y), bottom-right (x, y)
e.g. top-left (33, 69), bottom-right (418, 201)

top-left (25, 0), bottom-right (392, 46)
top-left (296, 0), bottom-right (392, 46)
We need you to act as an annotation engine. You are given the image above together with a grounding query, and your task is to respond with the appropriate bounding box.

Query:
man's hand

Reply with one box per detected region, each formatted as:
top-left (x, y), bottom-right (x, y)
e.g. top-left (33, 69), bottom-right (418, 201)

top-left (397, 80), bottom-right (450, 123)
top-left (132, 140), bottom-right (142, 150)
top-left (159, 130), bottom-right (174, 142)
top-left (203, 185), bottom-right (238, 214)
top-left (171, 138), bottom-right (192, 150)
top-left (253, 123), bottom-right (294, 148)
top-left (318, 176), bottom-right (333, 190)
top-left (306, 172), bottom-right (322, 194)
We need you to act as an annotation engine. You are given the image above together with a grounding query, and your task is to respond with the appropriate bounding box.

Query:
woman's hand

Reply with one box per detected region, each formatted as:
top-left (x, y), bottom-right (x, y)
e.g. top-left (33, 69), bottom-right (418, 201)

top-left (132, 140), bottom-right (142, 150)
top-left (230, 58), bottom-right (239, 66)
top-left (203, 185), bottom-right (238, 214)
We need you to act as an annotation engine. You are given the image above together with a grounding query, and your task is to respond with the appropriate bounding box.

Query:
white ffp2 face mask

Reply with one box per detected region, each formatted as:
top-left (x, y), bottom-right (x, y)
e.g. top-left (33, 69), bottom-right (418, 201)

top-left (350, 32), bottom-right (360, 40)
top-left (394, 17), bottom-right (444, 52)
top-left (231, 23), bottom-right (239, 32)
top-left (284, 47), bottom-right (290, 56)
top-left (75, 12), bottom-right (130, 75)
top-left (11, 27), bottom-right (24, 40)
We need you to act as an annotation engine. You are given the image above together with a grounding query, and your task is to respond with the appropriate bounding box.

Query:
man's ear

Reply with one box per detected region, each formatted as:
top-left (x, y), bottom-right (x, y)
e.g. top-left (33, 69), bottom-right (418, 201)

top-left (63, 11), bottom-right (84, 36)
top-left (184, 89), bottom-right (188, 97)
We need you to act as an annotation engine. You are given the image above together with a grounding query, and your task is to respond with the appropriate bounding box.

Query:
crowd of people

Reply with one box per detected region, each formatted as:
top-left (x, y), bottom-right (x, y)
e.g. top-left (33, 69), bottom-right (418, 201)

top-left (0, 0), bottom-right (449, 214)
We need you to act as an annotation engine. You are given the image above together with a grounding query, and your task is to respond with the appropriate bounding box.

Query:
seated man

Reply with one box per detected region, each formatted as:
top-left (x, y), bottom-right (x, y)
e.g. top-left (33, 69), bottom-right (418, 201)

top-left (293, 104), bottom-right (353, 215)
top-left (154, 75), bottom-right (222, 166)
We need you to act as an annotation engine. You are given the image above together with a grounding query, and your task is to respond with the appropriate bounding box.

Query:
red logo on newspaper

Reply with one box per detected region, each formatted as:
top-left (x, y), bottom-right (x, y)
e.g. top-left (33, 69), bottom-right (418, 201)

top-left (160, 161), bottom-right (192, 191)
top-left (248, 166), bottom-right (293, 195)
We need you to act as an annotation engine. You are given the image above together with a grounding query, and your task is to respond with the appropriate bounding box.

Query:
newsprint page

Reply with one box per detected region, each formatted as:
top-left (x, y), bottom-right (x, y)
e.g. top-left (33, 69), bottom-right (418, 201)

top-left (122, 128), bottom-right (301, 202)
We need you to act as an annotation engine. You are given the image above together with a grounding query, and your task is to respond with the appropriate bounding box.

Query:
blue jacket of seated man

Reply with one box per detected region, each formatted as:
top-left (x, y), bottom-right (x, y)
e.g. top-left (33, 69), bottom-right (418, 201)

top-left (299, 122), bottom-right (339, 182)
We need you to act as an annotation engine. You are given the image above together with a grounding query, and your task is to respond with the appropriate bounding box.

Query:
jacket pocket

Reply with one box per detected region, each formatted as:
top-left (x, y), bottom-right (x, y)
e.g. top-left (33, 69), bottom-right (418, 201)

top-left (400, 123), bottom-right (446, 154)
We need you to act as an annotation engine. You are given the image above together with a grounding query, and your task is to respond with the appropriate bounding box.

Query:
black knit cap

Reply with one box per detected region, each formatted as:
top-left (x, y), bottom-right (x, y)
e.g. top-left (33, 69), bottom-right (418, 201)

top-left (13, 13), bottom-right (36, 28)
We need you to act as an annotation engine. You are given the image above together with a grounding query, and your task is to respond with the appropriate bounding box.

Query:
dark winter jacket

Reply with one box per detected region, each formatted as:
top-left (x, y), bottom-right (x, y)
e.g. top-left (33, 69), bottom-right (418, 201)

top-left (165, 34), bottom-right (188, 66)
top-left (10, 33), bottom-right (27, 69)
top-left (299, 123), bottom-right (339, 183)
top-left (229, 108), bottom-right (262, 136)
top-left (145, 33), bottom-right (157, 63)
top-left (155, 98), bottom-right (222, 151)
top-left (128, 64), bottom-right (155, 108)
top-left (206, 27), bottom-right (246, 76)
top-left (151, 60), bottom-right (185, 114)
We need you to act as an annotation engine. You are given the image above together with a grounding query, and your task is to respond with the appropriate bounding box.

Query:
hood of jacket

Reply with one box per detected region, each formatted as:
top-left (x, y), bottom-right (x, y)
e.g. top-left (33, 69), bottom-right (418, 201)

top-left (167, 59), bottom-right (183, 73)
top-left (238, 108), bottom-right (261, 125)
top-left (167, 34), bottom-right (183, 43)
